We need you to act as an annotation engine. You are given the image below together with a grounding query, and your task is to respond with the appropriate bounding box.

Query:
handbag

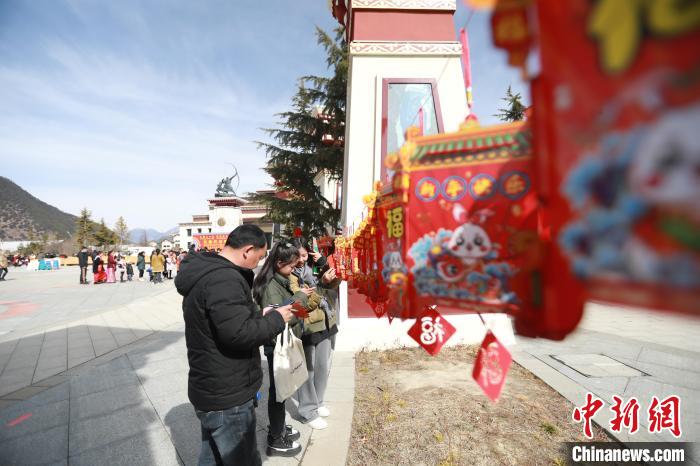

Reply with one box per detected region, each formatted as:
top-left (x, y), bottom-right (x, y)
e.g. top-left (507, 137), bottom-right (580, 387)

top-left (272, 323), bottom-right (308, 401)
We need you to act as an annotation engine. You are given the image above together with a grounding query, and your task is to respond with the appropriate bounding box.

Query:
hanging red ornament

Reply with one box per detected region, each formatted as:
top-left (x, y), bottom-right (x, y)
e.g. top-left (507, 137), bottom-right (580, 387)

top-left (472, 330), bottom-right (512, 402)
top-left (293, 227), bottom-right (303, 238)
top-left (407, 306), bottom-right (456, 355)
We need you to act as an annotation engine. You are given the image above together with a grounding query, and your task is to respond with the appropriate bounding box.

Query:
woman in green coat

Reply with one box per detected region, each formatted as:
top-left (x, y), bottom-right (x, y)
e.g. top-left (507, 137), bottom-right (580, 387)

top-left (136, 251), bottom-right (146, 281)
top-left (252, 240), bottom-right (312, 457)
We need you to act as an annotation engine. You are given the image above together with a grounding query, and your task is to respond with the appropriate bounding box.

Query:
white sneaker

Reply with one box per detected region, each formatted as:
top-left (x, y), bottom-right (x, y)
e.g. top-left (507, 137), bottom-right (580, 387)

top-left (317, 406), bottom-right (330, 417)
top-left (307, 417), bottom-right (328, 430)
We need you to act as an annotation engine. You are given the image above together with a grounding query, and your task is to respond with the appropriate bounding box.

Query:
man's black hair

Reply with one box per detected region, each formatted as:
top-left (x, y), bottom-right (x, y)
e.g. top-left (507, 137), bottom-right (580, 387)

top-left (226, 224), bottom-right (267, 249)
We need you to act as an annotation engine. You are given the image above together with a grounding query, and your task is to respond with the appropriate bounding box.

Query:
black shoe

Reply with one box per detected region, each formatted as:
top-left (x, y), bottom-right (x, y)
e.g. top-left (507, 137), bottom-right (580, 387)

top-left (267, 424), bottom-right (300, 442)
top-left (266, 434), bottom-right (301, 457)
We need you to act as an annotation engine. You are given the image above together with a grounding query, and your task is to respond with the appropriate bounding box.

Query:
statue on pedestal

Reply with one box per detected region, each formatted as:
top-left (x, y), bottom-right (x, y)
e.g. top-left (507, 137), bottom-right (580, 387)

top-left (215, 165), bottom-right (239, 197)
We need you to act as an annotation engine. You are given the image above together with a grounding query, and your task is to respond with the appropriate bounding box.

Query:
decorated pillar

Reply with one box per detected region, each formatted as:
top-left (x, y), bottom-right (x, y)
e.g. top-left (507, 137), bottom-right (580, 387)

top-left (334, 0), bottom-right (469, 319)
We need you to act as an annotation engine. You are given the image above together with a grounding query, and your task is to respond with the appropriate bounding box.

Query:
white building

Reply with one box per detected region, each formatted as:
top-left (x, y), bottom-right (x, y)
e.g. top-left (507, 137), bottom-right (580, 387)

top-left (178, 193), bottom-right (276, 251)
top-left (171, 234), bottom-right (181, 250)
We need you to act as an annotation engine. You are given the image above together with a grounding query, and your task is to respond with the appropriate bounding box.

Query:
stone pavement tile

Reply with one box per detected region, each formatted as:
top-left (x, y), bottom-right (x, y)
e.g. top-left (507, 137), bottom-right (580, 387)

top-left (112, 329), bottom-right (141, 347)
top-left (0, 383), bottom-right (69, 417)
top-left (637, 347), bottom-right (700, 373)
top-left (138, 372), bottom-right (189, 401)
top-left (0, 340), bottom-right (19, 362)
top-left (128, 346), bottom-right (186, 368)
top-left (67, 340), bottom-right (93, 353)
top-left (34, 355), bottom-right (67, 373)
top-left (126, 305), bottom-right (169, 330)
top-left (68, 403), bottom-right (162, 457)
top-left (69, 369), bottom-right (140, 399)
top-left (0, 369), bottom-right (35, 396)
top-left (69, 425), bottom-right (182, 466)
top-left (66, 330), bottom-right (93, 350)
top-left (3, 350), bottom-right (41, 372)
top-left (71, 384), bottom-right (148, 422)
top-left (0, 399), bottom-right (15, 410)
top-left (301, 401), bottom-right (354, 466)
top-left (132, 355), bottom-right (188, 379)
top-left (321, 387), bottom-right (355, 403)
top-left (0, 424), bottom-right (68, 466)
top-left (33, 374), bottom-right (73, 388)
top-left (67, 354), bottom-right (94, 369)
top-left (34, 367), bottom-right (68, 385)
top-left (578, 376), bottom-right (634, 401)
top-left (0, 398), bottom-right (68, 444)
top-left (148, 389), bottom-right (189, 420)
top-left (91, 336), bottom-right (119, 356)
top-left (42, 328), bottom-right (67, 344)
top-left (617, 357), bottom-right (700, 391)
top-left (2, 385), bottom-right (49, 401)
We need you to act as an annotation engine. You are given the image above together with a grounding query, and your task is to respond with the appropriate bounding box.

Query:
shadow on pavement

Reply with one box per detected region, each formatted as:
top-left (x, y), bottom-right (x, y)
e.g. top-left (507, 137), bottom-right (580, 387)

top-left (0, 326), bottom-right (186, 466)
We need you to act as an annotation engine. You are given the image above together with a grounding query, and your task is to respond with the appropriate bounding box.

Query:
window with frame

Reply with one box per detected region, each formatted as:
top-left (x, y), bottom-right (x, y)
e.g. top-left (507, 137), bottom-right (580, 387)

top-left (381, 79), bottom-right (443, 185)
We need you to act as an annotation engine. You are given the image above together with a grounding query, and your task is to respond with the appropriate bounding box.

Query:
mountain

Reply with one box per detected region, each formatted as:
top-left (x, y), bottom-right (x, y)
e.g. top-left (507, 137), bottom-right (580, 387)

top-left (129, 226), bottom-right (178, 244)
top-left (0, 176), bottom-right (77, 241)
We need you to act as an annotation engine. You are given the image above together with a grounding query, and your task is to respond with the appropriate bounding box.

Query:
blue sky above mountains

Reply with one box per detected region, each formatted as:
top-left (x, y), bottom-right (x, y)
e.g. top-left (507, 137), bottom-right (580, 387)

top-left (0, 0), bottom-right (526, 230)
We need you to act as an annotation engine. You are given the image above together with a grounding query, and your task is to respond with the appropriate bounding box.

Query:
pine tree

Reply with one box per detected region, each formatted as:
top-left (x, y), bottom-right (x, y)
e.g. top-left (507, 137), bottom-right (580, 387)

top-left (250, 27), bottom-right (347, 238)
top-left (494, 85), bottom-right (526, 122)
top-left (74, 207), bottom-right (95, 247)
top-left (114, 216), bottom-right (129, 247)
top-left (94, 218), bottom-right (117, 248)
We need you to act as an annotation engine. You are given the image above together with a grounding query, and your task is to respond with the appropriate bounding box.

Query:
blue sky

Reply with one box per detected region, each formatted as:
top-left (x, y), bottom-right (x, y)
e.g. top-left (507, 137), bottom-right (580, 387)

top-left (0, 1), bottom-right (527, 231)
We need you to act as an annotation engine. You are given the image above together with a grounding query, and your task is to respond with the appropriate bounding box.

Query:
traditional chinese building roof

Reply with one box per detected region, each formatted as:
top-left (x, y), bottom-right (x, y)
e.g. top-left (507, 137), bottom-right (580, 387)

top-left (408, 120), bottom-right (531, 168)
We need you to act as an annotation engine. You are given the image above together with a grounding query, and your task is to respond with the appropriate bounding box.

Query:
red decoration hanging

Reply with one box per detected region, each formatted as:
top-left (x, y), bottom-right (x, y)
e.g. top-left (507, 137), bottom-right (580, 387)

top-left (472, 330), bottom-right (512, 402)
top-left (407, 306), bottom-right (456, 356)
top-left (490, 0), bottom-right (700, 331)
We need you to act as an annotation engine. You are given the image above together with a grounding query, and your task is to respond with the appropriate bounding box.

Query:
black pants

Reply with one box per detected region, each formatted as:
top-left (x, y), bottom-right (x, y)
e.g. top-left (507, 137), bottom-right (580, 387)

top-left (138, 269), bottom-right (144, 278)
top-left (0, 267), bottom-right (7, 280)
top-left (79, 266), bottom-right (88, 283)
top-left (265, 347), bottom-right (286, 439)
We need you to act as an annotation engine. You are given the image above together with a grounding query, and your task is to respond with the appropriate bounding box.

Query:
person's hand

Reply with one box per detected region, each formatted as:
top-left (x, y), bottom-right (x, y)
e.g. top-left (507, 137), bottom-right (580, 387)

top-left (310, 251), bottom-right (322, 263)
top-left (300, 286), bottom-right (316, 296)
top-left (321, 268), bottom-right (336, 284)
top-left (273, 304), bottom-right (294, 323)
top-left (262, 305), bottom-right (275, 316)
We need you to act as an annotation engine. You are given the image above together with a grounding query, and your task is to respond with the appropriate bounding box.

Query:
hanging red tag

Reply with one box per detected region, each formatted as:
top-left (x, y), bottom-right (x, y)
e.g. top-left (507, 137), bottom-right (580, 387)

top-left (472, 330), bottom-right (512, 402)
top-left (407, 306), bottom-right (456, 355)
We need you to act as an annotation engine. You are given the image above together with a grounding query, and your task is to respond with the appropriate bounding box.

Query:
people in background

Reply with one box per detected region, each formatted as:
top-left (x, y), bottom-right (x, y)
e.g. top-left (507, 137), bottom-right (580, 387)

top-left (106, 251), bottom-right (116, 283)
top-left (150, 248), bottom-right (165, 283)
top-left (117, 254), bottom-right (127, 283)
top-left (136, 251), bottom-right (146, 281)
top-left (126, 261), bottom-right (134, 281)
top-left (78, 247), bottom-right (89, 284)
top-left (93, 253), bottom-right (107, 284)
top-left (0, 251), bottom-right (8, 281)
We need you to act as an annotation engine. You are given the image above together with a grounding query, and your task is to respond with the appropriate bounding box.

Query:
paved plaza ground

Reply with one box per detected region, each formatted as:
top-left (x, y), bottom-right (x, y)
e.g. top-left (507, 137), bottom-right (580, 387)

top-left (0, 266), bottom-right (698, 465)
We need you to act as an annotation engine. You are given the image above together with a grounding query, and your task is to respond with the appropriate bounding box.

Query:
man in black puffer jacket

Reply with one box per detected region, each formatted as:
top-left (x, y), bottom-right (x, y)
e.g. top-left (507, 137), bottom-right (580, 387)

top-left (175, 225), bottom-right (293, 466)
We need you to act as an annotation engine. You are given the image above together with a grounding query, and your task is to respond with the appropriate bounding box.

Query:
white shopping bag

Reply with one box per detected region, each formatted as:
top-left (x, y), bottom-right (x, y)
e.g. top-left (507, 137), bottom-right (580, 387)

top-left (272, 323), bottom-right (308, 402)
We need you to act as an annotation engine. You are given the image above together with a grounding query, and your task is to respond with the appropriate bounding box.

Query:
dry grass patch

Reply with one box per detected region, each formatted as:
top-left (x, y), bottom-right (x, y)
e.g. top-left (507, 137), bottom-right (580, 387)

top-left (348, 345), bottom-right (610, 466)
